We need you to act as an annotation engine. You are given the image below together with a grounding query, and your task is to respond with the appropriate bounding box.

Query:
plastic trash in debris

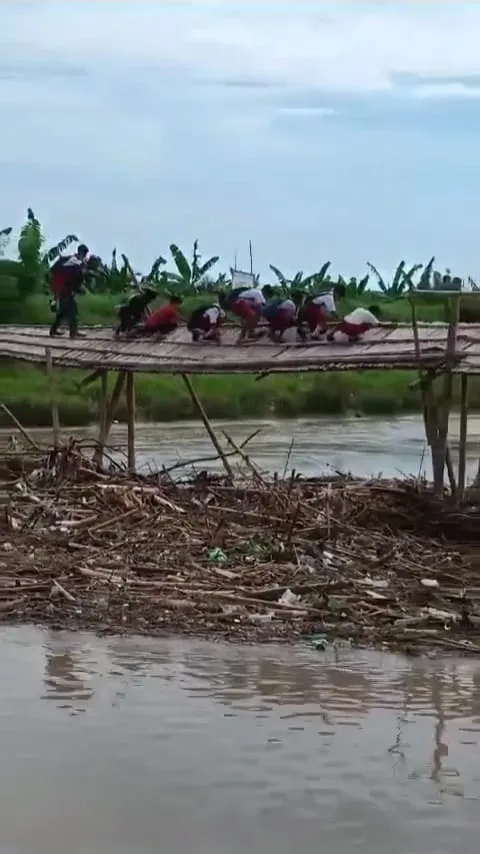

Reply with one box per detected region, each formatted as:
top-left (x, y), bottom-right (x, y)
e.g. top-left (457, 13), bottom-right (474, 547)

top-left (322, 549), bottom-right (334, 568)
top-left (304, 633), bottom-right (329, 651)
top-left (279, 588), bottom-right (301, 607)
top-left (359, 575), bottom-right (389, 589)
top-left (249, 611), bottom-right (274, 624)
top-left (208, 547), bottom-right (227, 565)
top-left (421, 578), bottom-right (440, 589)
top-left (423, 606), bottom-right (460, 623)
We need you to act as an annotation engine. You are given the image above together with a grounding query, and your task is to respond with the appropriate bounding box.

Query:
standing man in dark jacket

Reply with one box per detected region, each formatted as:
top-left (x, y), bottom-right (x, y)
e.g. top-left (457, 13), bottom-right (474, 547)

top-left (49, 243), bottom-right (89, 338)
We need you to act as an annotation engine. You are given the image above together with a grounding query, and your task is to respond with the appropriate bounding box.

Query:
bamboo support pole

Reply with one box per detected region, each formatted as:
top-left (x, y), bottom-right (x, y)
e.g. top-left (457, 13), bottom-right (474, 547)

top-left (435, 296), bottom-right (460, 496)
top-left (410, 293), bottom-right (458, 496)
top-left (458, 373), bottom-right (469, 500)
top-left (0, 401), bottom-right (41, 451)
top-left (410, 295), bottom-right (437, 476)
top-left (93, 371), bottom-right (126, 467)
top-left (45, 347), bottom-right (60, 449)
top-left (182, 373), bottom-right (234, 480)
top-left (126, 371), bottom-right (136, 474)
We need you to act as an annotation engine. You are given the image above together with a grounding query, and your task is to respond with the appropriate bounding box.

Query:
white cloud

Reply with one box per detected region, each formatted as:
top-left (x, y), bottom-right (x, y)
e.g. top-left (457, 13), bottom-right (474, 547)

top-left (3, 1), bottom-right (480, 96)
top-left (412, 83), bottom-right (480, 100)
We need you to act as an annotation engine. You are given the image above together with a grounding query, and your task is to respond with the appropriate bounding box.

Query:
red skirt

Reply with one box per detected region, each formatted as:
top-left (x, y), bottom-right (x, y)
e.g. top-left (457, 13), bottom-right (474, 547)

top-left (231, 299), bottom-right (260, 322)
top-left (299, 303), bottom-right (328, 332)
top-left (269, 307), bottom-right (296, 332)
top-left (336, 321), bottom-right (370, 338)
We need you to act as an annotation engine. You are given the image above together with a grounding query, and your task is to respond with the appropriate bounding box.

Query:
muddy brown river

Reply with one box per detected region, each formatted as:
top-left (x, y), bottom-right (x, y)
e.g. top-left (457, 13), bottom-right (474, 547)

top-left (2, 414), bottom-right (480, 479)
top-left (1, 626), bottom-right (479, 854)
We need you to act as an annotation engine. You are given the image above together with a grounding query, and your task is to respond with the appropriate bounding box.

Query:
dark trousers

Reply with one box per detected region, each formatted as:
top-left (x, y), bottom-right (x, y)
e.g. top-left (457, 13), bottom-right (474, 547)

top-left (50, 294), bottom-right (78, 337)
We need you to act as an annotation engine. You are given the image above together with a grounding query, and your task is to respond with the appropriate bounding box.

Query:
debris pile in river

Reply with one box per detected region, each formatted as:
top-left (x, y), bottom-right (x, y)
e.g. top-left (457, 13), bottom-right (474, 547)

top-left (2, 447), bottom-right (480, 653)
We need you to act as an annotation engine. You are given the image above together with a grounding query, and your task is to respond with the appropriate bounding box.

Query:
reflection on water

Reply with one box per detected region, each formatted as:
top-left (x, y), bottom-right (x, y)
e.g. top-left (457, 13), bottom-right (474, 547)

top-left (0, 627), bottom-right (479, 853)
top-left (3, 413), bottom-right (480, 479)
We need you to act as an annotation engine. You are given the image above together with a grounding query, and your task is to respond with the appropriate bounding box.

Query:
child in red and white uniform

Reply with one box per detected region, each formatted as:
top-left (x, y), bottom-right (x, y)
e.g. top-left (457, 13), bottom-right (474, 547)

top-left (264, 297), bottom-right (297, 340)
top-left (228, 285), bottom-right (273, 339)
top-left (188, 303), bottom-right (225, 343)
top-left (327, 305), bottom-right (381, 342)
top-left (130, 294), bottom-right (182, 337)
top-left (298, 285), bottom-right (345, 339)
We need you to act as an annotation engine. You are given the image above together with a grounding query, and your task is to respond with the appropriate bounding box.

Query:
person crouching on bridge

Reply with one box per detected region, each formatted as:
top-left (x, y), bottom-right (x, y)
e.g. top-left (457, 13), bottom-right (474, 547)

top-left (263, 295), bottom-right (298, 342)
top-left (130, 294), bottom-right (183, 337)
top-left (327, 305), bottom-right (381, 342)
top-left (115, 287), bottom-right (157, 337)
top-left (49, 243), bottom-right (89, 339)
top-left (297, 284), bottom-right (345, 340)
top-left (188, 303), bottom-right (225, 344)
top-left (225, 285), bottom-right (273, 341)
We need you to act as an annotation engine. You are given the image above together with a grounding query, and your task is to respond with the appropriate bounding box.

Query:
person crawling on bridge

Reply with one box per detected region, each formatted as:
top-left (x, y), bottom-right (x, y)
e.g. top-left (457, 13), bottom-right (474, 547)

top-left (222, 285), bottom-right (273, 341)
top-left (115, 287), bottom-right (157, 338)
top-left (297, 284), bottom-right (345, 340)
top-left (327, 305), bottom-right (381, 343)
top-left (49, 243), bottom-right (89, 339)
top-left (262, 292), bottom-right (302, 342)
top-left (128, 294), bottom-right (183, 338)
top-left (187, 302), bottom-right (225, 343)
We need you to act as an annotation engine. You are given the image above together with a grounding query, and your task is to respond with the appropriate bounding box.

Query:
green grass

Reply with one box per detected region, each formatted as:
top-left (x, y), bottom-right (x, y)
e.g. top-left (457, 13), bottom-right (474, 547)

top-left (1, 361), bottom-right (479, 427)
top-left (1, 290), bottom-right (479, 426)
top-left (1, 289), bottom-right (463, 327)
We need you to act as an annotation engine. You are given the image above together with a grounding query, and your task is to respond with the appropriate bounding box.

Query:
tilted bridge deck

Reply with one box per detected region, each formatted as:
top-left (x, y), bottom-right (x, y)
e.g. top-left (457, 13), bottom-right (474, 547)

top-left (1, 323), bottom-right (480, 375)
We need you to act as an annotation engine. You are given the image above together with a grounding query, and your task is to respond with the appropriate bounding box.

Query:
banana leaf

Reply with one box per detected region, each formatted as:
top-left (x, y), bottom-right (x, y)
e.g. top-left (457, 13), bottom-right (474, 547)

top-left (42, 234), bottom-right (78, 264)
top-left (170, 244), bottom-right (191, 284)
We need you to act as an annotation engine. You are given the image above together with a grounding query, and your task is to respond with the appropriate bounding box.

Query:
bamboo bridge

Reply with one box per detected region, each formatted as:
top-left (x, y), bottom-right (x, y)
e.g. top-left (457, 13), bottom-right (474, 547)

top-left (1, 322), bottom-right (480, 373)
top-left (0, 298), bottom-right (479, 500)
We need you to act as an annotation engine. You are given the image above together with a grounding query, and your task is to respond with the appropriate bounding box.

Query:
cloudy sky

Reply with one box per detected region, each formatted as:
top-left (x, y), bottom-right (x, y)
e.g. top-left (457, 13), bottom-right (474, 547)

top-left (1, 1), bottom-right (480, 279)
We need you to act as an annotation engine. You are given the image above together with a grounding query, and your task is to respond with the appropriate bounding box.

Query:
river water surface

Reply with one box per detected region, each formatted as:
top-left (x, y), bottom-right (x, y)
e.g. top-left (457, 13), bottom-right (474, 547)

top-left (1, 626), bottom-right (479, 854)
top-left (2, 417), bottom-right (480, 852)
top-left (3, 414), bottom-right (480, 479)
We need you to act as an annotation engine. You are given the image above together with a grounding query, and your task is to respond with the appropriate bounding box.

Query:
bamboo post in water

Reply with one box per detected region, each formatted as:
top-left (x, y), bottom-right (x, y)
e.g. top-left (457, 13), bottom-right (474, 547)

top-left (182, 373), bottom-right (234, 480)
top-left (434, 296), bottom-right (460, 496)
top-left (458, 373), bottom-right (469, 501)
top-left (45, 347), bottom-right (60, 449)
top-left (126, 371), bottom-right (136, 474)
top-left (93, 370), bottom-right (126, 467)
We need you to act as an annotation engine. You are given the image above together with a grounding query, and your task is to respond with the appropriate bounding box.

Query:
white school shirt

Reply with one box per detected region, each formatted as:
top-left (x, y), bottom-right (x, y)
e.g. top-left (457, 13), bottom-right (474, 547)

top-left (278, 298), bottom-right (296, 312)
top-left (239, 288), bottom-right (266, 306)
top-left (344, 308), bottom-right (379, 326)
top-left (204, 306), bottom-right (225, 324)
top-left (312, 292), bottom-right (336, 314)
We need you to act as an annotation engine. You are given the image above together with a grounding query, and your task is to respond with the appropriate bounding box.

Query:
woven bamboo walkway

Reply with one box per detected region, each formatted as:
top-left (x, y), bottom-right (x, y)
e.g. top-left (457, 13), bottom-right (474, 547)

top-left (1, 323), bottom-right (480, 374)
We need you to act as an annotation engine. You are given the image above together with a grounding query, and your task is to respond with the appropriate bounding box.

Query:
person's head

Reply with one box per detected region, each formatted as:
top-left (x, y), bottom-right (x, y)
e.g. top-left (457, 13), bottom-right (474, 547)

top-left (291, 289), bottom-right (305, 307)
top-left (142, 287), bottom-right (157, 303)
top-left (368, 304), bottom-right (381, 318)
top-left (168, 293), bottom-right (182, 305)
top-left (262, 285), bottom-right (274, 299)
top-left (76, 243), bottom-right (89, 261)
top-left (333, 283), bottom-right (346, 300)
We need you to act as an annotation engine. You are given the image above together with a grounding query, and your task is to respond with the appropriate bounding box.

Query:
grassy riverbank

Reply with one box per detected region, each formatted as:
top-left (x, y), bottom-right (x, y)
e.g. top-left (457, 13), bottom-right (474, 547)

top-left (1, 289), bottom-right (458, 326)
top-left (2, 361), bottom-right (480, 427)
top-left (1, 291), bottom-right (479, 426)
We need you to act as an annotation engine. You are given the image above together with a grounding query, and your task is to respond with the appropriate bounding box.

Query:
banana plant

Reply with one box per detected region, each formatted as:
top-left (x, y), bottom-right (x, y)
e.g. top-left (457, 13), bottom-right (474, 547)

top-left (168, 240), bottom-right (219, 291)
top-left (304, 261), bottom-right (332, 290)
top-left (42, 234), bottom-right (78, 265)
top-left (269, 261), bottom-right (332, 293)
top-left (417, 257), bottom-right (435, 290)
top-left (88, 250), bottom-right (138, 293)
top-left (17, 208), bottom-right (44, 296)
top-left (367, 260), bottom-right (422, 296)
